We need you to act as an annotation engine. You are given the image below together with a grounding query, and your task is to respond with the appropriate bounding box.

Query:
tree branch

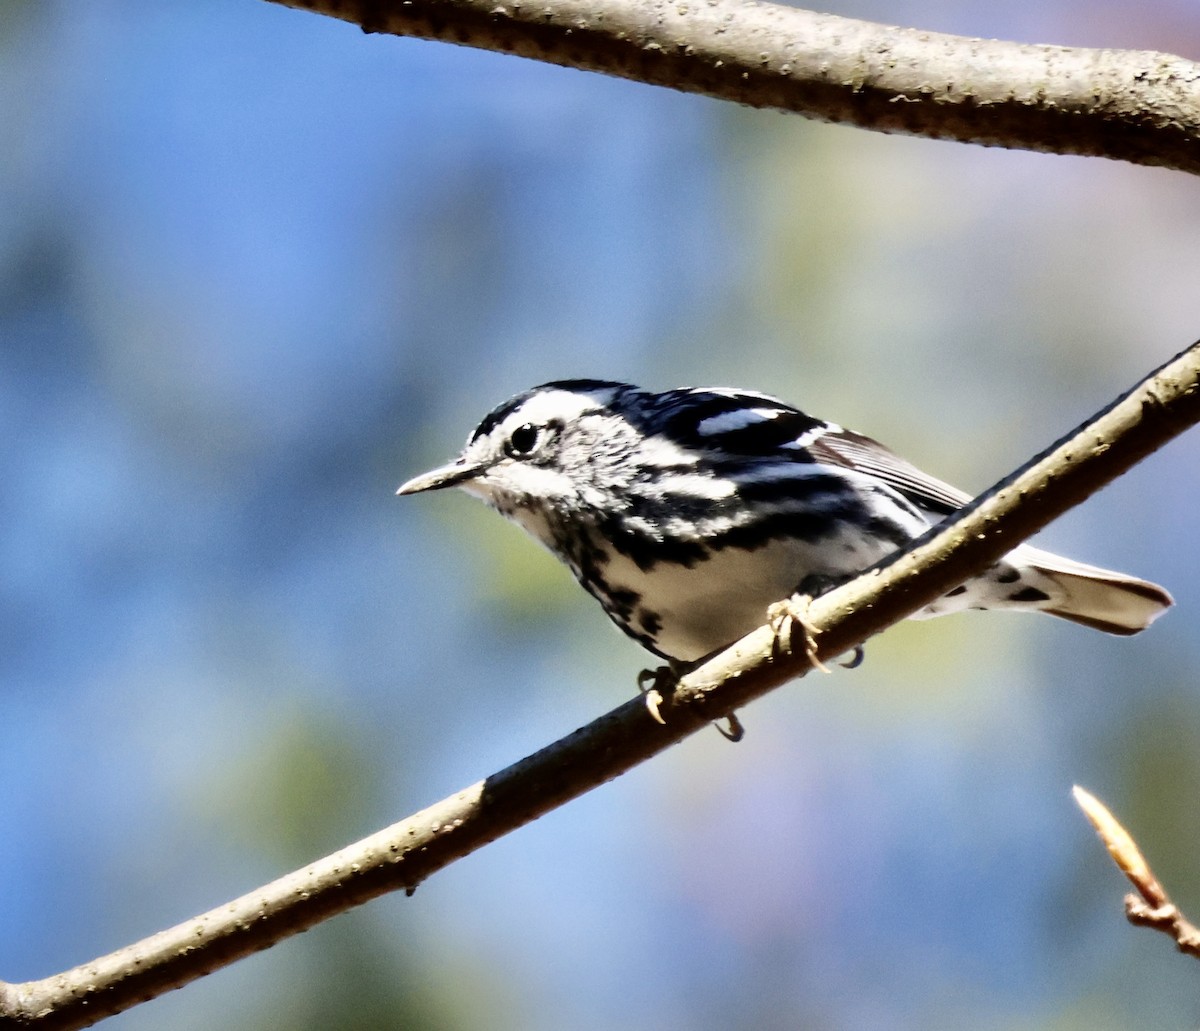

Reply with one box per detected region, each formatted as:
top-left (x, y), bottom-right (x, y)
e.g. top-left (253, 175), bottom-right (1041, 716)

top-left (267, 0), bottom-right (1200, 174)
top-left (2, 336), bottom-right (1199, 1028)
top-left (1074, 786), bottom-right (1200, 960)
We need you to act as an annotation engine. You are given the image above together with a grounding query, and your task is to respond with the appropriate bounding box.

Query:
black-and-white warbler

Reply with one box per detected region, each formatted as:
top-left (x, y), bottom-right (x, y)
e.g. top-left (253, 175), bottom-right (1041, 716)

top-left (399, 380), bottom-right (1172, 664)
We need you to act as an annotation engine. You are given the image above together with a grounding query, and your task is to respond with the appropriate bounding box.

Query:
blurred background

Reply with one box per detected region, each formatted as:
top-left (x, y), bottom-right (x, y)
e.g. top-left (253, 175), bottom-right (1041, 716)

top-left (2, 1), bottom-right (1199, 1028)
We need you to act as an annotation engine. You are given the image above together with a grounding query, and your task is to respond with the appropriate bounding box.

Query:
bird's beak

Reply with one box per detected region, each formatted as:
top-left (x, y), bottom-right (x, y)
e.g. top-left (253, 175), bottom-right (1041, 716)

top-left (396, 459), bottom-right (485, 496)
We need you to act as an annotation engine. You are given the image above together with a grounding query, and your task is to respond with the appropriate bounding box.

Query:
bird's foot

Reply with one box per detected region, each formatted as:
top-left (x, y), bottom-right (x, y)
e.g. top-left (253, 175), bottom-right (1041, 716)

top-left (766, 600), bottom-right (865, 670)
top-left (637, 662), bottom-right (744, 742)
top-left (768, 574), bottom-right (867, 672)
top-left (767, 593), bottom-right (830, 673)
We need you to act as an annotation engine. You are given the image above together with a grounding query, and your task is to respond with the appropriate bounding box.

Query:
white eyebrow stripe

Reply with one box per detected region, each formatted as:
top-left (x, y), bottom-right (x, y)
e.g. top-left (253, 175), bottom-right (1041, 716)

top-left (697, 407), bottom-right (784, 436)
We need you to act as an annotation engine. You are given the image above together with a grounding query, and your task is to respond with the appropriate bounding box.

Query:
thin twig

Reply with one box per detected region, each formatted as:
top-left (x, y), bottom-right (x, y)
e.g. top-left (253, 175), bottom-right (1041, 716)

top-left (1073, 786), bottom-right (1200, 959)
top-left (1, 338), bottom-right (1198, 1028)
top-left (268, 0), bottom-right (1200, 174)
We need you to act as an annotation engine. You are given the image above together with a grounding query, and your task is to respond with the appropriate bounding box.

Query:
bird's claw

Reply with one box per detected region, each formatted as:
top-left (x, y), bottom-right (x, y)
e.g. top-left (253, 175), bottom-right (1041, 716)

top-left (637, 665), bottom-right (675, 726)
top-left (643, 687), bottom-right (667, 725)
top-left (714, 712), bottom-right (745, 742)
top-left (637, 663), bottom-right (744, 742)
top-left (767, 594), bottom-right (831, 673)
top-left (840, 644), bottom-right (865, 669)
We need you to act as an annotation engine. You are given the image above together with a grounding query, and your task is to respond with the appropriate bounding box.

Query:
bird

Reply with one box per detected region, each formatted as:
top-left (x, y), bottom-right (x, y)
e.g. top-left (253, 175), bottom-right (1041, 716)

top-left (398, 380), bottom-right (1172, 669)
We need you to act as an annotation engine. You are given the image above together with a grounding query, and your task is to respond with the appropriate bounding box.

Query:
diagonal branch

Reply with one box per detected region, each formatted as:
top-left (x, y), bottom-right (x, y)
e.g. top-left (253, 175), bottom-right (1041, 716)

top-left (268, 0), bottom-right (1200, 174)
top-left (2, 337), bottom-right (1199, 1029)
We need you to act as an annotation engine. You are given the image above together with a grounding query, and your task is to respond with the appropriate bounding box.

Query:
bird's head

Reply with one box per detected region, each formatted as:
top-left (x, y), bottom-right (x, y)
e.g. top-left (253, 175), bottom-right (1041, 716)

top-left (397, 380), bottom-right (644, 520)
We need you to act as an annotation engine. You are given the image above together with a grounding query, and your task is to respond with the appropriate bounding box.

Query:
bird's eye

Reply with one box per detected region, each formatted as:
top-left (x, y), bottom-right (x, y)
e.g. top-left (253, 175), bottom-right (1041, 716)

top-left (506, 423), bottom-right (541, 457)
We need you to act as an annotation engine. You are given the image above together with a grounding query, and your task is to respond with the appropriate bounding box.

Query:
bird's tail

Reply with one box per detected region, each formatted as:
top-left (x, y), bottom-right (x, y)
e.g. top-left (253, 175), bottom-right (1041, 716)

top-left (1021, 546), bottom-right (1173, 636)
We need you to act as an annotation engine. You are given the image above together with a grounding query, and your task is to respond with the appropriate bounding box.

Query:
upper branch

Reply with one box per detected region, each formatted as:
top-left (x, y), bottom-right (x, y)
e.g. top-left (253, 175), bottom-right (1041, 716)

top-left (270, 0), bottom-right (1200, 174)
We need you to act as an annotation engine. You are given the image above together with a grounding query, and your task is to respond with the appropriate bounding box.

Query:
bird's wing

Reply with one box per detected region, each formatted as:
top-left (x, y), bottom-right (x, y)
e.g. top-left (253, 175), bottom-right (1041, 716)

top-left (808, 428), bottom-right (973, 516)
top-left (673, 387), bottom-right (974, 516)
